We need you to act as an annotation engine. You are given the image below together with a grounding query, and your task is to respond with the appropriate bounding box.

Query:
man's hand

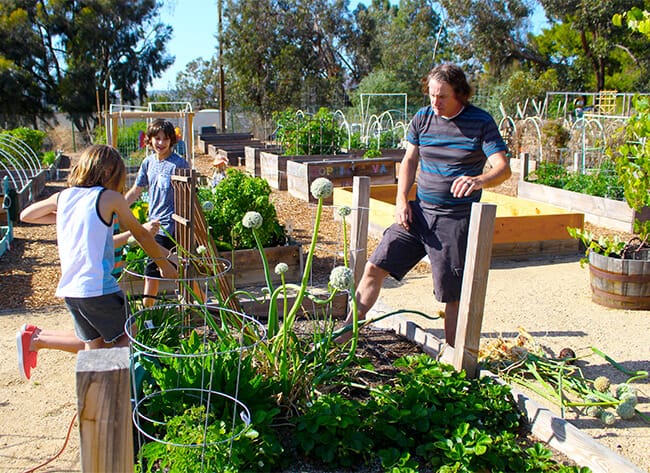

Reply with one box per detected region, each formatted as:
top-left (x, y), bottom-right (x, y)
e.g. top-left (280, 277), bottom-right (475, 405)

top-left (395, 199), bottom-right (412, 231)
top-left (451, 176), bottom-right (480, 198)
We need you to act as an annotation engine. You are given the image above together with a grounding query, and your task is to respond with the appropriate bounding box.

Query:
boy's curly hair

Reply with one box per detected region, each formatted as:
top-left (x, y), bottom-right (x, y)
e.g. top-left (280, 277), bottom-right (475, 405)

top-left (145, 118), bottom-right (178, 146)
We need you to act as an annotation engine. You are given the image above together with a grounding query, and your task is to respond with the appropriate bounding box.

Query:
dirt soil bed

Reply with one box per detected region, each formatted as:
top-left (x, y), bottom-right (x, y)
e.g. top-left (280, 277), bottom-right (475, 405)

top-left (0, 152), bottom-right (648, 472)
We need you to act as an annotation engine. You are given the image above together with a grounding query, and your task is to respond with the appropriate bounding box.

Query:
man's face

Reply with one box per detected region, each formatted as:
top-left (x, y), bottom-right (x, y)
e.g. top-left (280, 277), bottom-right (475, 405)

top-left (428, 78), bottom-right (463, 118)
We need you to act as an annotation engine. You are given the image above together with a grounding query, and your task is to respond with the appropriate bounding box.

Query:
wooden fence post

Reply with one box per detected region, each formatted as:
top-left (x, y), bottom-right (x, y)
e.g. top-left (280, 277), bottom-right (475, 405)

top-left (452, 203), bottom-right (497, 378)
top-left (76, 347), bottom-right (133, 472)
top-left (520, 152), bottom-right (530, 180)
top-left (350, 176), bottom-right (370, 287)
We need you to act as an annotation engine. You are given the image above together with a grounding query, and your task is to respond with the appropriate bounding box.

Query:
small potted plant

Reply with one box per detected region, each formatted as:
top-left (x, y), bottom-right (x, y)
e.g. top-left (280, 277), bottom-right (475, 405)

top-left (568, 96), bottom-right (650, 309)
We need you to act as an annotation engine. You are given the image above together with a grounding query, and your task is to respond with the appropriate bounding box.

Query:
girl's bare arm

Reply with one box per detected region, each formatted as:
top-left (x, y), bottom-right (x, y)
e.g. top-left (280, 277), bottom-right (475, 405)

top-left (20, 193), bottom-right (59, 224)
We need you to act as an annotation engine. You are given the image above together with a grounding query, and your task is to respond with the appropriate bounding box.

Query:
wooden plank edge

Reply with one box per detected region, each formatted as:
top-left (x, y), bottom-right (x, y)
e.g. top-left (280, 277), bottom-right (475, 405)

top-left (366, 303), bottom-right (644, 473)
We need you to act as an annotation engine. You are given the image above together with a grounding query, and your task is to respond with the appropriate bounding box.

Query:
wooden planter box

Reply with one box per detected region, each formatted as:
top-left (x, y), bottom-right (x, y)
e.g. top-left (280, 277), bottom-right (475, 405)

top-left (197, 132), bottom-right (253, 155)
top-left (518, 180), bottom-right (650, 233)
top-left (589, 249), bottom-right (650, 310)
top-left (333, 184), bottom-right (584, 258)
top-left (259, 152), bottom-right (351, 190)
top-left (244, 145), bottom-right (282, 177)
top-left (287, 156), bottom-right (399, 204)
top-left (220, 242), bottom-right (303, 288)
top-left (119, 242), bottom-right (304, 295)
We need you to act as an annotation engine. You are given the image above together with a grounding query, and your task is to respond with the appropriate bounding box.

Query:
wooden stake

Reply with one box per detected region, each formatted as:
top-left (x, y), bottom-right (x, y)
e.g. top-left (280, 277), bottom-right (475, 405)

top-left (76, 347), bottom-right (133, 472)
top-left (452, 203), bottom-right (497, 378)
top-left (350, 176), bottom-right (370, 287)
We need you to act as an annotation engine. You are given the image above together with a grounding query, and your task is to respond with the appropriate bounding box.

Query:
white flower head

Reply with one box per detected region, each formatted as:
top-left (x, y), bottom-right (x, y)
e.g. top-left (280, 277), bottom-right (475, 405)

top-left (310, 177), bottom-right (334, 200)
top-left (337, 205), bottom-right (351, 217)
top-left (196, 245), bottom-right (207, 255)
top-left (242, 211), bottom-right (263, 229)
top-left (275, 262), bottom-right (289, 275)
top-left (329, 265), bottom-right (354, 291)
top-left (202, 200), bottom-right (215, 212)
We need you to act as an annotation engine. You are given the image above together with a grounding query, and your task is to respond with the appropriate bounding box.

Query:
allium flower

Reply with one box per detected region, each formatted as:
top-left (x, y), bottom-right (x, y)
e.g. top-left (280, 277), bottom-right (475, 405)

top-left (616, 399), bottom-right (637, 420)
top-left (593, 376), bottom-right (610, 393)
top-left (600, 410), bottom-right (616, 426)
top-left (202, 200), bottom-right (215, 212)
top-left (310, 177), bottom-right (333, 200)
top-left (196, 245), bottom-right (207, 255)
top-left (242, 211), bottom-right (263, 229)
top-left (329, 266), bottom-right (354, 291)
top-left (337, 205), bottom-right (351, 217)
top-left (275, 262), bottom-right (289, 275)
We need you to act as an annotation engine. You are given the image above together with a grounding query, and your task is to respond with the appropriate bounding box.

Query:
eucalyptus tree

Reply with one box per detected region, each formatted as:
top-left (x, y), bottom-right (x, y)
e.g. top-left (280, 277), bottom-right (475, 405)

top-left (0, 1), bottom-right (173, 130)
top-left (347, 0), bottom-right (449, 104)
top-left (222, 0), bottom-right (352, 118)
top-left (0, 2), bottom-right (58, 127)
top-left (538, 0), bottom-right (649, 91)
top-left (174, 57), bottom-right (224, 110)
top-left (438, 0), bottom-right (547, 78)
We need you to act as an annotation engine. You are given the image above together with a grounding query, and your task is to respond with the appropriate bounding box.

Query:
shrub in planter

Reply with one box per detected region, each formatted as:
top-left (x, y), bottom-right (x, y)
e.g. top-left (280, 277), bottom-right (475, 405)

top-left (198, 168), bottom-right (286, 251)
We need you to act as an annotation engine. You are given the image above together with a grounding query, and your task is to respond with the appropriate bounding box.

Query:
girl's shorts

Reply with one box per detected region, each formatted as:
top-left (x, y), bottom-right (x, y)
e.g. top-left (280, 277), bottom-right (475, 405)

top-left (64, 291), bottom-right (129, 343)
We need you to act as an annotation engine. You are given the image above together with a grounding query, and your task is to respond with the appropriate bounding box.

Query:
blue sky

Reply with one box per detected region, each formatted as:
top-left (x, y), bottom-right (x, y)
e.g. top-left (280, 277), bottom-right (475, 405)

top-left (150, 0), bottom-right (547, 91)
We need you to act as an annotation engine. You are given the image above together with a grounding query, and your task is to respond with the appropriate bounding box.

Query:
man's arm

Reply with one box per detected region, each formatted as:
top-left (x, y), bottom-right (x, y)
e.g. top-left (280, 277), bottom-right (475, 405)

top-left (395, 142), bottom-right (419, 230)
top-left (450, 151), bottom-right (511, 198)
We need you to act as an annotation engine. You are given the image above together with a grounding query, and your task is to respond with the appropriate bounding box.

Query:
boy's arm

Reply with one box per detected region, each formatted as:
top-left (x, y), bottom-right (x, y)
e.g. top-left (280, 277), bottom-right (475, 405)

top-left (124, 184), bottom-right (144, 206)
top-left (20, 193), bottom-right (59, 224)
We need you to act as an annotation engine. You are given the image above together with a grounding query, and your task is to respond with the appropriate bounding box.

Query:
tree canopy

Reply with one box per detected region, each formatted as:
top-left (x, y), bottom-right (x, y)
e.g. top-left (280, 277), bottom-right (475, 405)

top-left (0, 0), bottom-right (172, 129)
top-left (2, 0), bottom-right (650, 128)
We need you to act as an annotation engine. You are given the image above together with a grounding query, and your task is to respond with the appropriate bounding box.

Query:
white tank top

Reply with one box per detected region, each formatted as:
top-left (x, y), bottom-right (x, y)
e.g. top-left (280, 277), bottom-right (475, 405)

top-left (55, 186), bottom-right (120, 298)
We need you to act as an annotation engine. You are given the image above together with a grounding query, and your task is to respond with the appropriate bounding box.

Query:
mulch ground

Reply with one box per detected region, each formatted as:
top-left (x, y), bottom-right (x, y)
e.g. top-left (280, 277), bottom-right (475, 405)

top-left (0, 151), bottom-right (632, 312)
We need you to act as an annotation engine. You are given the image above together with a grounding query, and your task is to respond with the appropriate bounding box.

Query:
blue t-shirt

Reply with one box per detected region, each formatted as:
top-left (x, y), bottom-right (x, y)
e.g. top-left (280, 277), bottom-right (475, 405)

top-left (135, 152), bottom-right (190, 236)
top-left (407, 104), bottom-right (507, 215)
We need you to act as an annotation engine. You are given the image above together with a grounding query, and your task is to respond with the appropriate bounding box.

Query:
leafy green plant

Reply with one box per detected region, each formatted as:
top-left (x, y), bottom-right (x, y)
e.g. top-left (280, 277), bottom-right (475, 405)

top-left (567, 96), bottom-right (650, 259)
top-left (272, 107), bottom-right (346, 156)
top-left (611, 95), bottom-right (650, 239)
top-left (0, 128), bottom-right (47, 168)
top-left (198, 169), bottom-right (286, 250)
top-left (41, 151), bottom-right (57, 166)
top-left (130, 178), bottom-right (592, 472)
top-left (528, 160), bottom-right (622, 200)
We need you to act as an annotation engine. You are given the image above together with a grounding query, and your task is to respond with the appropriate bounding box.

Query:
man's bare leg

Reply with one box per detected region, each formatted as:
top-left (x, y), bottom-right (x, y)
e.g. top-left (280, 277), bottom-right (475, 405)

top-left (443, 300), bottom-right (460, 347)
top-left (337, 262), bottom-right (389, 343)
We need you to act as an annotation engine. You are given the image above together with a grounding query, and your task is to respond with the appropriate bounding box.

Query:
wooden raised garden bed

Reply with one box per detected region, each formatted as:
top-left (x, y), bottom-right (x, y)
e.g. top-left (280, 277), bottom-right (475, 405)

top-left (333, 184), bottom-right (584, 258)
top-left (259, 152), bottom-right (353, 191)
top-left (518, 179), bottom-right (650, 233)
top-left (244, 145), bottom-right (282, 177)
top-left (287, 156), bottom-right (400, 204)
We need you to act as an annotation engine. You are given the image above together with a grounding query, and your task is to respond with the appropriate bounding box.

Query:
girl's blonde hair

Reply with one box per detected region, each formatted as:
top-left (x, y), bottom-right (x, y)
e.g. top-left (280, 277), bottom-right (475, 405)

top-left (68, 144), bottom-right (126, 192)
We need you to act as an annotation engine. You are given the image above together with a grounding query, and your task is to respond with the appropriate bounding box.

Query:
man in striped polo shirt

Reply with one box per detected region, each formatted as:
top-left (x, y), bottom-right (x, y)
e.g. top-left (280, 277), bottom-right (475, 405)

top-left (343, 63), bottom-right (511, 347)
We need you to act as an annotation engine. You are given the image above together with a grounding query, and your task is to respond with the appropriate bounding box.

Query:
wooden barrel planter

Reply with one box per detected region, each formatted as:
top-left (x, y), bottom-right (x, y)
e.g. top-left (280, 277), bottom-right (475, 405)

top-left (588, 250), bottom-right (650, 310)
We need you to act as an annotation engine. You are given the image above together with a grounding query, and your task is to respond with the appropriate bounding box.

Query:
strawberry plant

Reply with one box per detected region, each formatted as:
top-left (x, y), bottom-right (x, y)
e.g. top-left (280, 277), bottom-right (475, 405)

top-left (128, 178), bottom-right (591, 472)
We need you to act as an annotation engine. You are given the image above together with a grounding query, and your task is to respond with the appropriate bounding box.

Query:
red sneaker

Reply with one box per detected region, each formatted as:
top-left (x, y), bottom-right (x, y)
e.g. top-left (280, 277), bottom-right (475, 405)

top-left (16, 324), bottom-right (38, 380)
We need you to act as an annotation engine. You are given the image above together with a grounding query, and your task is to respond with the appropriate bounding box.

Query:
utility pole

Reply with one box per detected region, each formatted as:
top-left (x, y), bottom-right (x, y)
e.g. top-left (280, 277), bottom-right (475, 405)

top-left (218, 0), bottom-right (226, 132)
